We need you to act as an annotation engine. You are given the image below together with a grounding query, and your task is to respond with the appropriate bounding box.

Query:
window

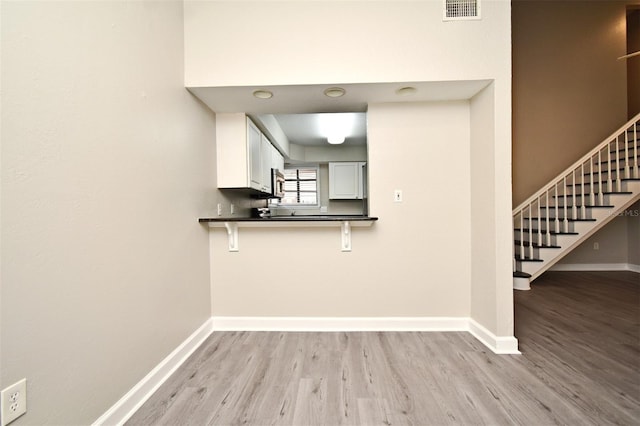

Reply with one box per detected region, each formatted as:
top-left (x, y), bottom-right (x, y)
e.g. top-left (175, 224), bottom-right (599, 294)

top-left (279, 166), bottom-right (319, 206)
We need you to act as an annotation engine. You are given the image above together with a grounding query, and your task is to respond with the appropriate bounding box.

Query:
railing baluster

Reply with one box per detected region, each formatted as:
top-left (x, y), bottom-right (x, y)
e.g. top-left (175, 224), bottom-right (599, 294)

top-left (545, 190), bottom-right (550, 247)
top-left (537, 196), bottom-right (542, 247)
top-left (528, 204), bottom-right (533, 259)
top-left (597, 149), bottom-right (602, 204)
top-left (520, 211), bottom-right (524, 261)
top-left (633, 123), bottom-right (640, 179)
top-left (626, 125), bottom-right (631, 179)
top-left (581, 163), bottom-right (585, 217)
top-left (608, 140), bottom-right (613, 192)
top-left (572, 169), bottom-right (577, 220)
top-left (615, 136), bottom-right (620, 191)
top-left (563, 176), bottom-right (568, 233)
top-left (553, 183), bottom-right (560, 232)
top-left (589, 157), bottom-right (596, 206)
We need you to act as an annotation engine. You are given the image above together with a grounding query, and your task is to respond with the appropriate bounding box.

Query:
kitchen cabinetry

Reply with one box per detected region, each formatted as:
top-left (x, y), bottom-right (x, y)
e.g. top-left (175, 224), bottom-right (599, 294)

top-left (216, 113), bottom-right (283, 194)
top-left (261, 134), bottom-right (273, 194)
top-left (329, 162), bottom-right (366, 199)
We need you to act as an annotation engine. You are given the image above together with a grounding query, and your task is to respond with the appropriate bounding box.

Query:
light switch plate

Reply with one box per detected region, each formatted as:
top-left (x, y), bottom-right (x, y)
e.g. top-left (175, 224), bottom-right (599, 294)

top-left (394, 190), bottom-right (403, 202)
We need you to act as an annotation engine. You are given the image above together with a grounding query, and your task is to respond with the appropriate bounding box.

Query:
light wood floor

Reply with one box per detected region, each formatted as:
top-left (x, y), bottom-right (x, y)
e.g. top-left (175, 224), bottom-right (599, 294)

top-left (126, 271), bottom-right (640, 425)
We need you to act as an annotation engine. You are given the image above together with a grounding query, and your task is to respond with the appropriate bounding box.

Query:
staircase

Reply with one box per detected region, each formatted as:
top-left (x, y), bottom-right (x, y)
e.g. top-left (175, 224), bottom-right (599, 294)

top-left (513, 114), bottom-right (640, 290)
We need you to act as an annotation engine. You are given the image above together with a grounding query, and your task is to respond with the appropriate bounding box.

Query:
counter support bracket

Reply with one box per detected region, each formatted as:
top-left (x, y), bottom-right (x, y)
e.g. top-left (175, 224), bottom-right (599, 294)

top-left (342, 221), bottom-right (352, 252)
top-left (224, 222), bottom-right (239, 252)
top-left (204, 218), bottom-right (377, 252)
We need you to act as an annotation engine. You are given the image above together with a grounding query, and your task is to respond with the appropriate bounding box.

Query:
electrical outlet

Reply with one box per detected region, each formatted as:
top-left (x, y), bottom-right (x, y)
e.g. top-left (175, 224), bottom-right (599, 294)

top-left (593, 242), bottom-right (599, 250)
top-left (1, 379), bottom-right (27, 426)
top-left (394, 190), bottom-right (403, 202)
top-left (217, 203), bottom-right (222, 216)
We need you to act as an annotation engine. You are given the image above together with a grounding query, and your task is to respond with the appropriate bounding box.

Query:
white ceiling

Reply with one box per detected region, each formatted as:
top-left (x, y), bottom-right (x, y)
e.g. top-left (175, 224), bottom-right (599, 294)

top-left (273, 112), bottom-right (367, 146)
top-left (189, 80), bottom-right (491, 146)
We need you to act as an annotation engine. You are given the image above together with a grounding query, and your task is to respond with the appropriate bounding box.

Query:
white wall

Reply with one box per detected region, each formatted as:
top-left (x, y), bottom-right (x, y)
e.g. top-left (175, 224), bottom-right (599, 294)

top-left (1, 2), bottom-right (216, 424)
top-left (211, 102), bottom-right (472, 317)
top-left (185, 0), bottom-right (511, 87)
top-left (188, 0), bottom-right (513, 338)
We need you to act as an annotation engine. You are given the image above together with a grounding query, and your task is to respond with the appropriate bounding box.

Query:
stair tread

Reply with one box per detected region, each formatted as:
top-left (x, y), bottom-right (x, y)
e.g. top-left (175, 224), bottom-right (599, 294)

top-left (514, 256), bottom-right (544, 262)
top-left (538, 205), bottom-right (615, 209)
top-left (515, 229), bottom-right (579, 235)
top-left (569, 178), bottom-right (640, 186)
top-left (513, 271), bottom-right (531, 278)
top-left (553, 191), bottom-right (632, 198)
top-left (522, 218), bottom-right (596, 222)
top-left (514, 240), bottom-right (562, 248)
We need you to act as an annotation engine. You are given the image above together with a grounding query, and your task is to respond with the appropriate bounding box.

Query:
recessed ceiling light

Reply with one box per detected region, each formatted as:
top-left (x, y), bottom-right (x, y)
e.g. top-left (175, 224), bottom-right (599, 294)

top-left (324, 87), bottom-right (346, 98)
top-left (253, 90), bottom-right (273, 99)
top-left (327, 135), bottom-right (346, 144)
top-left (396, 86), bottom-right (417, 96)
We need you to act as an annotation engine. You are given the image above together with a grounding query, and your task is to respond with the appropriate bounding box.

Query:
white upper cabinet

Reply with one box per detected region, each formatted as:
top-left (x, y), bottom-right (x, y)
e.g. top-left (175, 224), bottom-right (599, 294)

top-left (248, 119), bottom-right (263, 191)
top-left (260, 134), bottom-right (272, 193)
top-left (329, 162), bottom-right (366, 199)
top-left (272, 144), bottom-right (284, 172)
top-left (216, 113), bottom-right (281, 194)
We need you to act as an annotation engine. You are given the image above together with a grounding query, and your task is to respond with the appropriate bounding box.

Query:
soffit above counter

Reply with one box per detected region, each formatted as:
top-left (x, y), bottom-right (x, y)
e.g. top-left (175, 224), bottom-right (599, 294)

top-left (187, 80), bottom-right (493, 115)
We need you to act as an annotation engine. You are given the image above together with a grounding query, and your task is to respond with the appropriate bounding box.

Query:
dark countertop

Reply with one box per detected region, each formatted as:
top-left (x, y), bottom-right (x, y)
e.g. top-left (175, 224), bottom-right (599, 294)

top-left (199, 215), bottom-right (378, 223)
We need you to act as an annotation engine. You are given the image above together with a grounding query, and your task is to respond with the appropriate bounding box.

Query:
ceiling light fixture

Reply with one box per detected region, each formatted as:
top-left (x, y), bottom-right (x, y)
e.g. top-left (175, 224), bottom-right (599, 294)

top-left (252, 90), bottom-right (273, 99)
top-left (396, 86), bottom-right (417, 96)
top-left (327, 135), bottom-right (346, 145)
top-left (323, 87), bottom-right (346, 98)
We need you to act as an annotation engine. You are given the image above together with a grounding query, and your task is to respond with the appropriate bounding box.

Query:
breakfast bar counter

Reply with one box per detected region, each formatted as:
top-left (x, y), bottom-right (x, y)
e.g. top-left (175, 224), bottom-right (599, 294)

top-left (199, 216), bottom-right (378, 252)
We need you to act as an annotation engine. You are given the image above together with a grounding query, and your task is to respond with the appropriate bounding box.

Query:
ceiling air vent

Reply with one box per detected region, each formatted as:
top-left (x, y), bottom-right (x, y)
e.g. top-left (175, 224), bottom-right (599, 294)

top-left (443, 0), bottom-right (481, 21)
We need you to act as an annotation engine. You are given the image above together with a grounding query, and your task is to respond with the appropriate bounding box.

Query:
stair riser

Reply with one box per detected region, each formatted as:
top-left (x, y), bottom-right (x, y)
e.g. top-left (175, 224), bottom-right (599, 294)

top-left (514, 220), bottom-right (592, 240)
top-left (517, 219), bottom-right (593, 233)
top-left (523, 210), bottom-right (595, 220)
top-left (516, 234), bottom-right (582, 275)
top-left (552, 193), bottom-right (633, 207)
top-left (563, 180), bottom-right (637, 194)
top-left (579, 169), bottom-right (639, 181)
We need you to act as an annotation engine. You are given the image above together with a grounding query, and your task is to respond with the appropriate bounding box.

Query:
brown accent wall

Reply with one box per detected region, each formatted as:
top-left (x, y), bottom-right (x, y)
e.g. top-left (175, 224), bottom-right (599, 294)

top-left (628, 7), bottom-right (640, 118)
top-left (512, 0), bottom-right (629, 207)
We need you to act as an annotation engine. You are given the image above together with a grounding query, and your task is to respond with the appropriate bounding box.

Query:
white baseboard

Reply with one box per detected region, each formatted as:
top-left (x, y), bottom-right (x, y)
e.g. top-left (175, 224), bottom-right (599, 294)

top-left (212, 316), bottom-right (520, 354)
top-left (468, 319), bottom-right (520, 355)
top-left (211, 316), bottom-right (469, 332)
top-left (550, 263), bottom-right (640, 273)
top-left (93, 318), bottom-right (214, 426)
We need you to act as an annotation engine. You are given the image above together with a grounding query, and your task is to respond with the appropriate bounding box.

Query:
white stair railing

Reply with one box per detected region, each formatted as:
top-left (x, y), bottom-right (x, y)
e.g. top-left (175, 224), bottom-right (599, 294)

top-left (513, 113), bottom-right (640, 270)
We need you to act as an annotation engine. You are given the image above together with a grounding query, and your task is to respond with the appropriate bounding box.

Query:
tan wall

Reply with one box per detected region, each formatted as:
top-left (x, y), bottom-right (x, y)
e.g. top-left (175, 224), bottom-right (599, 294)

top-left (628, 8), bottom-right (640, 118)
top-left (1, 2), bottom-right (218, 424)
top-left (512, 0), bottom-right (628, 206)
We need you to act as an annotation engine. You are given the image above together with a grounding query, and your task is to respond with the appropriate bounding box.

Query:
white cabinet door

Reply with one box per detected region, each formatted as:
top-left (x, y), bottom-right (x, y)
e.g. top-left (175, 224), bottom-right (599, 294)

top-left (261, 134), bottom-right (272, 193)
top-left (247, 119), bottom-right (263, 191)
top-left (329, 162), bottom-right (365, 199)
top-left (272, 145), bottom-right (284, 171)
